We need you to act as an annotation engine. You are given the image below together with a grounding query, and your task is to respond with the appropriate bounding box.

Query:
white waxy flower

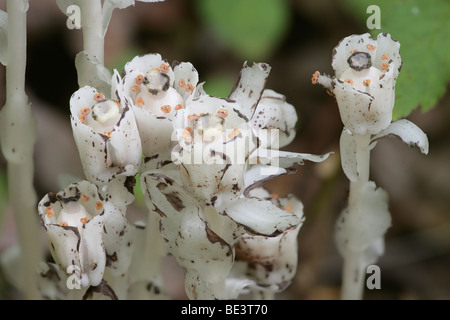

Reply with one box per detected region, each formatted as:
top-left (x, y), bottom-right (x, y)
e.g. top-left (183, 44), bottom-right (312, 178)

top-left (171, 84), bottom-right (257, 206)
top-left (313, 33), bottom-right (403, 135)
top-left (232, 190), bottom-right (304, 292)
top-left (120, 53), bottom-right (198, 169)
top-left (38, 181), bottom-right (134, 288)
top-left (70, 85), bottom-right (142, 188)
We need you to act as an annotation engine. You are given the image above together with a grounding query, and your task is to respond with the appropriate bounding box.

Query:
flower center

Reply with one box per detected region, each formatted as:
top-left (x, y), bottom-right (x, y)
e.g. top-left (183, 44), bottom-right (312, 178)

top-left (91, 100), bottom-right (121, 125)
top-left (143, 69), bottom-right (170, 95)
top-left (347, 52), bottom-right (372, 71)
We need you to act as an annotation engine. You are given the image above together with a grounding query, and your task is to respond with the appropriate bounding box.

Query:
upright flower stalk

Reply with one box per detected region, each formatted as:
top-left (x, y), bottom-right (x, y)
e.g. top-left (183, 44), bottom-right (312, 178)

top-left (313, 33), bottom-right (429, 300)
top-left (0, 0), bottom-right (44, 299)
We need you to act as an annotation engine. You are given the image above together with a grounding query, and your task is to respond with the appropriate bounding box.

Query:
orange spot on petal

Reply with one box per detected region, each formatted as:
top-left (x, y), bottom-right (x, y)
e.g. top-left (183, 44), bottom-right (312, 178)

top-left (363, 79), bottom-right (371, 87)
top-left (283, 204), bottom-right (293, 212)
top-left (94, 93), bottom-right (105, 102)
top-left (95, 201), bottom-right (103, 210)
top-left (59, 221), bottom-right (68, 227)
top-left (344, 79), bottom-right (354, 86)
top-left (81, 195), bottom-right (90, 202)
top-left (160, 63), bottom-right (170, 73)
top-left (381, 62), bottom-right (389, 70)
top-left (79, 114), bottom-right (87, 123)
top-left (175, 104), bottom-right (184, 110)
top-left (178, 79), bottom-right (186, 88)
top-left (45, 206), bottom-right (55, 218)
top-left (217, 108), bottom-right (228, 118)
top-left (366, 44), bottom-right (376, 51)
top-left (135, 74), bottom-right (144, 85)
top-left (185, 84), bottom-right (194, 92)
top-left (136, 97), bottom-right (145, 106)
top-left (188, 114), bottom-right (199, 121)
top-left (228, 128), bottom-right (240, 139)
top-left (131, 85), bottom-right (140, 93)
top-left (161, 105), bottom-right (171, 113)
top-left (80, 217), bottom-right (90, 224)
top-left (183, 127), bottom-right (194, 143)
top-left (381, 54), bottom-right (389, 60)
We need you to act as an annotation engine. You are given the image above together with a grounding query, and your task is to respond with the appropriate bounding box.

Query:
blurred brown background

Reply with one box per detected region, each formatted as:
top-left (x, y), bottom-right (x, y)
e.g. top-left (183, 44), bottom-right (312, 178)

top-left (0, 0), bottom-right (449, 300)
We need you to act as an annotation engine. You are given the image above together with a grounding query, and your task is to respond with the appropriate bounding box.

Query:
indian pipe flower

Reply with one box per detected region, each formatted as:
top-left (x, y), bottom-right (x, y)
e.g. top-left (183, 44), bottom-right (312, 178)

top-left (119, 53), bottom-right (198, 169)
top-left (70, 83), bottom-right (142, 189)
top-left (38, 181), bottom-right (135, 288)
top-left (312, 33), bottom-right (402, 135)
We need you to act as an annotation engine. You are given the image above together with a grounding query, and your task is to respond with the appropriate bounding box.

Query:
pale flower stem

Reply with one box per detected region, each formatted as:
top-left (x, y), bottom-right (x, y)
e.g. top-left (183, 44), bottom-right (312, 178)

top-left (341, 132), bottom-right (371, 300)
top-left (81, 0), bottom-right (104, 65)
top-left (3, 0), bottom-right (44, 300)
top-left (139, 209), bottom-right (166, 282)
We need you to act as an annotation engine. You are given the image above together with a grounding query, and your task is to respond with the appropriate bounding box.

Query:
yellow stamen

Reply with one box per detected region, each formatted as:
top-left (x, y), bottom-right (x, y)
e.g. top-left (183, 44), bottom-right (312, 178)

top-left (228, 128), bottom-right (240, 139)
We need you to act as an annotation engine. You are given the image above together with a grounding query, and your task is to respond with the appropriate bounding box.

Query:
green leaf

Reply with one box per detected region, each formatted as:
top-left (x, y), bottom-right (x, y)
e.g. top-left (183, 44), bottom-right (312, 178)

top-left (196, 0), bottom-right (290, 61)
top-left (343, 0), bottom-right (450, 119)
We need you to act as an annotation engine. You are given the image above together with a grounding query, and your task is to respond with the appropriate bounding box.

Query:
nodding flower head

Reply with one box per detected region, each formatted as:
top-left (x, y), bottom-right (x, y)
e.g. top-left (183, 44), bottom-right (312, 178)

top-left (313, 33), bottom-right (402, 135)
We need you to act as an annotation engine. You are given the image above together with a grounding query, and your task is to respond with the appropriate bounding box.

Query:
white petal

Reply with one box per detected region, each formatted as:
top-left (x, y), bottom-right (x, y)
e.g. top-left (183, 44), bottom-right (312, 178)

top-left (339, 128), bottom-right (358, 182)
top-left (75, 51), bottom-right (112, 97)
top-left (243, 164), bottom-right (287, 196)
top-left (250, 148), bottom-right (333, 169)
top-left (216, 197), bottom-right (301, 236)
top-left (98, 201), bottom-right (135, 276)
top-left (173, 61), bottom-right (199, 100)
top-left (228, 62), bottom-right (271, 120)
top-left (251, 89), bottom-right (298, 149)
top-left (332, 33), bottom-right (377, 78)
top-left (334, 80), bottom-right (374, 135)
top-left (141, 171), bottom-right (234, 283)
top-left (374, 33), bottom-right (402, 78)
top-left (371, 119), bottom-right (429, 154)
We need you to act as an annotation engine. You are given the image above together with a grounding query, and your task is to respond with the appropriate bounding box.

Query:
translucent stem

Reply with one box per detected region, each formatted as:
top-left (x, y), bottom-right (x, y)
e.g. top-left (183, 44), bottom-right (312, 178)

top-left (1, 0), bottom-right (44, 300)
top-left (340, 133), bottom-right (371, 300)
top-left (81, 0), bottom-right (104, 65)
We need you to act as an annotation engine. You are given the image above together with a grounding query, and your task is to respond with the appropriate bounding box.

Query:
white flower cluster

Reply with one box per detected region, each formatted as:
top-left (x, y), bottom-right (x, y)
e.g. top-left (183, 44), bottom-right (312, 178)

top-left (37, 53), bottom-right (331, 299)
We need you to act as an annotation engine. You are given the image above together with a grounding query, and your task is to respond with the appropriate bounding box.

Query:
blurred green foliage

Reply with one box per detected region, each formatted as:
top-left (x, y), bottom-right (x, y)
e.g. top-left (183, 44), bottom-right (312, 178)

top-left (0, 171), bottom-right (7, 229)
top-left (344, 0), bottom-right (450, 120)
top-left (196, 0), bottom-right (291, 61)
